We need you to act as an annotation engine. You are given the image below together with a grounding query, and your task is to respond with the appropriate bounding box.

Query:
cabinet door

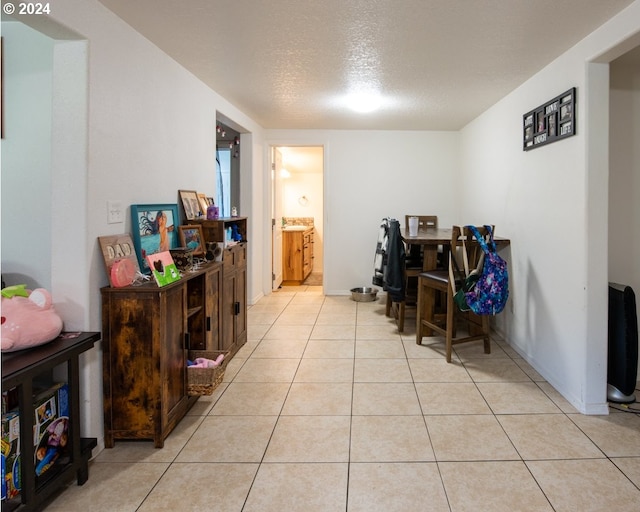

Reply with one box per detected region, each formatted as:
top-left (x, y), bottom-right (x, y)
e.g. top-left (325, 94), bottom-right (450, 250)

top-left (186, 274), bottom-right (206, 350)
top-left (162, 285), bottom-right (188, 424)
top-left (105, 293), bottom-right (160, 435)
top-left (235, 265), bottom-right (247, 348)
top-left (283, 232), bottom-right (302, 280)
top-left (205, 265), bottom-right (222, 350)
top-left (221, 271), bottom-right (237, 352)
top-left (303, 236), bottom-right (312, 279)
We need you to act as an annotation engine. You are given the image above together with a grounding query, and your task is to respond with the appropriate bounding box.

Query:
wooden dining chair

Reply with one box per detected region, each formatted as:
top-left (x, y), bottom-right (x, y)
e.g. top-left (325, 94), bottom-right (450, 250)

top-left (405, 215), bottom-right (438, 231)
top-left (404, 215), bottom-right (437, 268)
top-left (405, 215), bottom-right (448, 272)
top-left (386, 261), bottom-right (415, 332)
top-left (386, 216), bottom-right (439, 332)
top-left (415, 225), bottom-right (492, 362)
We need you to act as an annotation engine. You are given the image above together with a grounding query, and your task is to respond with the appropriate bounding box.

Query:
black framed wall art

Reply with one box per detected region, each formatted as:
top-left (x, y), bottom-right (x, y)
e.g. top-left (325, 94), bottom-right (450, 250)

top-left (523, 88), bottom-right (576, 151)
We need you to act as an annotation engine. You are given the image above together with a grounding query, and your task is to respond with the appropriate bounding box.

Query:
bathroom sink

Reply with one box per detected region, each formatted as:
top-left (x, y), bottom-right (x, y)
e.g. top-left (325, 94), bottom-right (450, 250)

top-left (282, 226), bottom-right (308, 231)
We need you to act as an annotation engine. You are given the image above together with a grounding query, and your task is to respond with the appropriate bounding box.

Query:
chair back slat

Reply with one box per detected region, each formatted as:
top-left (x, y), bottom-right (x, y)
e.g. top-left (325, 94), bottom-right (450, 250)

top-left (405, 215), bottom-right (438, 231)
top-left (449, 225), bottom-right (495, 286)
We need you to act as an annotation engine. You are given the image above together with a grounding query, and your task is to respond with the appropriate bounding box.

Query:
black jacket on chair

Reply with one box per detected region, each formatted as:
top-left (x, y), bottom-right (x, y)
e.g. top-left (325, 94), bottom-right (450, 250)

top-left (383, 219), bottom-right (406, 303)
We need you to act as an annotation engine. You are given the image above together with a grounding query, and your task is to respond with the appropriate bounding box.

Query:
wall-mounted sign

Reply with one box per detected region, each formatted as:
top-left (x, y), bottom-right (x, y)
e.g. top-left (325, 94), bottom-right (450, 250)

top-left (523, 88), bottom-right (576, 151)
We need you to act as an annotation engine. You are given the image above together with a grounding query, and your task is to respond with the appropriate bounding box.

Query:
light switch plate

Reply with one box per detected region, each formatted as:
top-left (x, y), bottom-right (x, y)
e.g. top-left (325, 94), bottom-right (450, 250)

top-left (107, 200), bottom-right (124, 224)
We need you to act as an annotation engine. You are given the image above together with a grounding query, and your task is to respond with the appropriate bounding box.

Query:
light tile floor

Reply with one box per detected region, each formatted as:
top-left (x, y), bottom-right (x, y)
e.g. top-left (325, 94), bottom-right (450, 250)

top-left (47, 286), bottom-right (640, 511)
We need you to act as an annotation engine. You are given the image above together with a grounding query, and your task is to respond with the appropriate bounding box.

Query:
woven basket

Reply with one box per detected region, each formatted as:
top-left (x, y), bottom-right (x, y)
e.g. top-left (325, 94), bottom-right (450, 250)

top-left (187, 350), bottom-right (229, 396)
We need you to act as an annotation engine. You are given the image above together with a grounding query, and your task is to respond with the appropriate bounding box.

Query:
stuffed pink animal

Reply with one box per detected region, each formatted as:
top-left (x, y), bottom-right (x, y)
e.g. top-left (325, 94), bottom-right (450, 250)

top-left (1, 288), bottom-right (64, 352)
top-left (189, 354), bottom-right (225, 368)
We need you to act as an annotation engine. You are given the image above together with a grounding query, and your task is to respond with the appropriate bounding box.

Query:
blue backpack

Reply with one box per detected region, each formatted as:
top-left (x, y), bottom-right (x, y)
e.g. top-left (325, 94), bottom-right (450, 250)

top-left (463, 225), bottom-right (509, 315)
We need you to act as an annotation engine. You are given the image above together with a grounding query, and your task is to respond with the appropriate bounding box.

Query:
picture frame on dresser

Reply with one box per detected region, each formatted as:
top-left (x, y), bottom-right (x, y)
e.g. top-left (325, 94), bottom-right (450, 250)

top-left (130, 203), bottom-right (180, 273)
top-left (98, 233), bottom-right (141, 287)
top-left (178, 224), bottom-right (206, 256)
top-left (197, 193), bottom-right (210, 216)
top-left (179, 189), bottom-right (201, 220)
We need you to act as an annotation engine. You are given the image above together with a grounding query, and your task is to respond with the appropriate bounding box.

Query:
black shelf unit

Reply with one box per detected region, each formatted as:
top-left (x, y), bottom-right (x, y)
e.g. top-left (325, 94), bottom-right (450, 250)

top-left (2, 332), bottom-right (100, 511)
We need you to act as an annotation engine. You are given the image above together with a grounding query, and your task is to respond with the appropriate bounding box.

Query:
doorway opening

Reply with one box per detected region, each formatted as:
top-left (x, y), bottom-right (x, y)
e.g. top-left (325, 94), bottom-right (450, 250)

top-left (215, 119), bottom-right (241, 218)
top-left (271, 146), bottom-right (324, 290)
top-left (608, 45), bottom-right (640, 382)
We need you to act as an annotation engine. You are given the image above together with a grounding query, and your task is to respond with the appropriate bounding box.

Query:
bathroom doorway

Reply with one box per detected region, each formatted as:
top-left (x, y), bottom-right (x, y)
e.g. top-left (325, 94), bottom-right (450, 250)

top-left (271, 145), bottom-right (324, 289)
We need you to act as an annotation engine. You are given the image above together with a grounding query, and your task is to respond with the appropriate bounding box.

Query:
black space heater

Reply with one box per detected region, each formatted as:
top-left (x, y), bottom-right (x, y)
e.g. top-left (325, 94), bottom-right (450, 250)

top-left (607, 283), bottom-right (638, 403)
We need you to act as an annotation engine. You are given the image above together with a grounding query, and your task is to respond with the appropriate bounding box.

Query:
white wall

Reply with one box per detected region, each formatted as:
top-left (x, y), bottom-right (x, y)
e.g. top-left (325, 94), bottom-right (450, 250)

top-left (2, 0), bottom-right (267, 449)
top-left (609, 50), bottom-right (640, 376)
top-left (41, 0), bottom-right (267, 316)
top-left (1, 22), bottom-right (53, 290)
top-left (266, 130), bottom-right (460, 295)
top-left (458, 1), bottom-right (640, 413)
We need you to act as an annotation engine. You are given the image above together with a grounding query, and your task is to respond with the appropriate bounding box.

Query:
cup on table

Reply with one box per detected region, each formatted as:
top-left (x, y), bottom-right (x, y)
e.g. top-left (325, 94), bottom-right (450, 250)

top-left (408, 216), bottom-right (419, 236)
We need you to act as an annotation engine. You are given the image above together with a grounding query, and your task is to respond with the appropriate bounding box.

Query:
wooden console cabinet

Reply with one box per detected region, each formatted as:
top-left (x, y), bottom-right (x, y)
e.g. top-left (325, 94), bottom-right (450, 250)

top-left (283, 227), bottom-right (314, 285)
top-left (195, 217), bottom-right (248, 355)
top-left (101, 262), bottom-right (221, 448)
top-left (1, 332), bottom-right (100, 512)
top-left (102, 218), bottom-right (249, 448)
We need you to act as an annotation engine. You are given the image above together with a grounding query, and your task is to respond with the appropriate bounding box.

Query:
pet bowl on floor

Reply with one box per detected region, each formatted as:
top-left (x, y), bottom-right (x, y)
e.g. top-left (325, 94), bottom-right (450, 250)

top-left (350, 287), bottom-right (378, 302)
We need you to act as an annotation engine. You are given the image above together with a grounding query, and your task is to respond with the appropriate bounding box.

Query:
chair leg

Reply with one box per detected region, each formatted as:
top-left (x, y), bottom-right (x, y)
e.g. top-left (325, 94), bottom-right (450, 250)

top-left (416, 281), bottom-right (423, 344)
top-left (482, 316), bottom-right (491, 354)
top-left (445, 289), bottom-right (455, 363)
top-left (424, 286), bottom-right (435, 331)
top-left (444, 290), bottom-right (457, 338)
top-left (385, 294), bottom-right (391, 317)
top-left (388, 298), bottom-right (406, 333)
top-left (417, 281), bottom-right (436, 343)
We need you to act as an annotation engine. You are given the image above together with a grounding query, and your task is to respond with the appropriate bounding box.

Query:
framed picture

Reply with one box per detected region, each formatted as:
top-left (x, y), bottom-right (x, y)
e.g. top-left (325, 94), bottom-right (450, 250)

top-left (536, 111), bottom-right (546, 133)
top-left (146, 251), bottom-right (181, 287)
top-left (197, 193), bottom-right (209, 216)
top-left (178, 225), bottom-right (205, 256)
top-left (98, 233), bottom-right (141, 287)
top-left (207, 197), bottom-right (215, 206)
top-left (130, 204), bottom-right (180, 272)
top-left (523, 87), bottom-right (576, 151)
top-left (179, 189), bottom-right (202, 220)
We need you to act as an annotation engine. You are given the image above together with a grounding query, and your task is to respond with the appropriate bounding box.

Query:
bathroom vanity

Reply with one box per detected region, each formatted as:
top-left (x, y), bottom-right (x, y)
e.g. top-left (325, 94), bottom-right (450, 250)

top-left (282, 226), bottom-right (314, 285)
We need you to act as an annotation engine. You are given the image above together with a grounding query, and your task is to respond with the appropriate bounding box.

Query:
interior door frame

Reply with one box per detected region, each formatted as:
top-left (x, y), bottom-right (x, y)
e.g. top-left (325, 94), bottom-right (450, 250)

top-left (271, 147), bottom-right (284, 290)
top-left (269, 143), bottom-right (325, 292)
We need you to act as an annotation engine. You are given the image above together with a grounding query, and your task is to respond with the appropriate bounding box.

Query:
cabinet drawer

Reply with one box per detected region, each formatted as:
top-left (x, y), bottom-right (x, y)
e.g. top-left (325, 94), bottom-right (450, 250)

top-left (235, 243), bottom-right (247, 268)
top-left (223, 243), bottom-right (247, 270)
top-left (223, 248), bottom-right (235, 269)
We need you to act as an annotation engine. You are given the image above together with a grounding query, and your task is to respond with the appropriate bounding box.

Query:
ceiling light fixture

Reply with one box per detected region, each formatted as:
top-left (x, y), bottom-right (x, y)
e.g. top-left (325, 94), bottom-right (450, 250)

top-left (347, 91), bottom-right (383, 113)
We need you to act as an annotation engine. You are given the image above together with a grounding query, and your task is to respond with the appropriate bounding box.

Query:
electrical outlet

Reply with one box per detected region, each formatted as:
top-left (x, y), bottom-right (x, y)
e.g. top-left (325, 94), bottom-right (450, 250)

top-left (107, 200), bottom-right (124, 224)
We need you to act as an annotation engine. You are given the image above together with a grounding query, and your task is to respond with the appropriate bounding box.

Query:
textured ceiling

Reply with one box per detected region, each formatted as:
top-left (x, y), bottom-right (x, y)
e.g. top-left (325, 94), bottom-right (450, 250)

top-left (97, 0), bottom-right (634, 130)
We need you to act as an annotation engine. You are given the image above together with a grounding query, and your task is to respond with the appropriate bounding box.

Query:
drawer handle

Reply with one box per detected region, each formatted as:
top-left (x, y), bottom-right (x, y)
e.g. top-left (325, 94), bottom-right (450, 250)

top-left (206, 317), bottom-right (211, 331)
top-left (234, 302), bottom-right (241, 315)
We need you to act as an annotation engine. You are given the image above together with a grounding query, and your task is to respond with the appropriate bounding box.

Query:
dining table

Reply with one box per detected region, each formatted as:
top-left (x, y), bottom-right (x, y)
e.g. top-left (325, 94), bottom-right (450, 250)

top-left (401, 227), bottom-right (511, 271)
